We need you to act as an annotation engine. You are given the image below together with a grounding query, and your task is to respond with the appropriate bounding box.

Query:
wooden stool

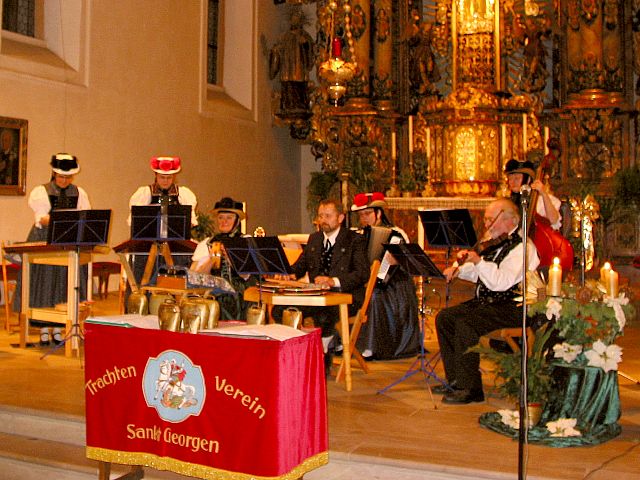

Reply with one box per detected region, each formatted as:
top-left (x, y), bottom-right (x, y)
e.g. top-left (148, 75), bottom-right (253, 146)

top-left (92, 262), bottom-right (121, 299)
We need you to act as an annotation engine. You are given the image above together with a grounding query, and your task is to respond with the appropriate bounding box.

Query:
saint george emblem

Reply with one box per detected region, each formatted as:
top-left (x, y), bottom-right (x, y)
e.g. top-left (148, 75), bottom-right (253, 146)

top-left (142, 350), bottom-right (206, 423)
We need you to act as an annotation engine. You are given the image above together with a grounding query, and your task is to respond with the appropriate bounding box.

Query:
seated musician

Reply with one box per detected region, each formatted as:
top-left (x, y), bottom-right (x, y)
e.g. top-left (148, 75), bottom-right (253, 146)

top-left (435, 198), bottom-right (540, 404)
top-left (190, 197), bottom-right (249, 319)
top-left (127, 156), bottom-right (199, 288)
top-left (351, 192), bottom-right (420, 361)
top-left (274, 198), bottom-right (369, 369)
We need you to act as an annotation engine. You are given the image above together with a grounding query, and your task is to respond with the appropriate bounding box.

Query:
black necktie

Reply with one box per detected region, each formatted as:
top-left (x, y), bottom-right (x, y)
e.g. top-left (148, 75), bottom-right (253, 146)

top-left (321, 239), bottom-right (333, 275)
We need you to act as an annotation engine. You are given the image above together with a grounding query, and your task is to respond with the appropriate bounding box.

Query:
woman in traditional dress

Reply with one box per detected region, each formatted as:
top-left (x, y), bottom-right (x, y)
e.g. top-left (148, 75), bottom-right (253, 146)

top-left (14, 154), bottom-right (91, 345)
top-left (351, 192), bottom-right (421, 360)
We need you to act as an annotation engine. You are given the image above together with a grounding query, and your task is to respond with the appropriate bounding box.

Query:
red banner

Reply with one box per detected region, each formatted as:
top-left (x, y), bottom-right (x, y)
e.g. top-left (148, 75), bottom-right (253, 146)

top-left (84, 322), bottom-right (328, 479)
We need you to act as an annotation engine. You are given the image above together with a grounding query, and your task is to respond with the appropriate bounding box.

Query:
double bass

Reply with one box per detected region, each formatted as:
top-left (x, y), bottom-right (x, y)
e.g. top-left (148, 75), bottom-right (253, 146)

top-left (526, 153), bottom-right (574, 271)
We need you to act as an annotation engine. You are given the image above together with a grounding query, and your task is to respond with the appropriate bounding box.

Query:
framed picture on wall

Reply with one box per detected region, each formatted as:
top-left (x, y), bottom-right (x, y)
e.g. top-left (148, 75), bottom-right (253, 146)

top-left (0, 116), bottom-right (27, 196)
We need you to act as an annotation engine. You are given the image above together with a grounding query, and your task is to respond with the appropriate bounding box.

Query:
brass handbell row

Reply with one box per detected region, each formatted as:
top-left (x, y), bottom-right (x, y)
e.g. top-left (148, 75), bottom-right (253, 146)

top-left (156, 295), bottom-right (221, 333)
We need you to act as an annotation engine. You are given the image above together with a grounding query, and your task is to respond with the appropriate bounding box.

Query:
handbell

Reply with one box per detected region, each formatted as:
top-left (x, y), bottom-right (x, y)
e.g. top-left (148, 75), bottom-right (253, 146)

top-left (246, 303), bottom-right (266, 325)
top-left (126, 290), bottom-right (148, 315)
top-left (282, 307), bottom-right (302, 329)
top-left (158, 298), bottom-right (181, 332)
top-left (200, 295), bottom-right (220, 330)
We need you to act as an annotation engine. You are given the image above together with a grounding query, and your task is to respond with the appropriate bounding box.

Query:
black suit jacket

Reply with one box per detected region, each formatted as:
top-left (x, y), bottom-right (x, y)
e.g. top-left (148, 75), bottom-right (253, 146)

top-left (292, 227), bottom-right (370, 309)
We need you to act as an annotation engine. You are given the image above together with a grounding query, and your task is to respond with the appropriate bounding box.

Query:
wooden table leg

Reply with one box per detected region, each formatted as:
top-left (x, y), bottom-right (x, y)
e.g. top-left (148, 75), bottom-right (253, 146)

top-left (336, 303), bottom-right (352, 391)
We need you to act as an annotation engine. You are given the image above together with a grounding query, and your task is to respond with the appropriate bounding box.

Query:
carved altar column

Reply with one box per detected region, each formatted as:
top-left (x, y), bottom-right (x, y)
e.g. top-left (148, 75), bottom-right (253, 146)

top-left (372, 0), bottom-right (393, 110)
top-left (347, 0), bottom-right (371, 106)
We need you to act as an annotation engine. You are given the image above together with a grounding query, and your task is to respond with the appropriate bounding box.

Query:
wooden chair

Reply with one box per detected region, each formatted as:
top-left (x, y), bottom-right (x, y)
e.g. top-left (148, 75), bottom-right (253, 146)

top-left (334, 259), bottom-right (381, 382)
top-left (483, 327), bottom-right (535, 354)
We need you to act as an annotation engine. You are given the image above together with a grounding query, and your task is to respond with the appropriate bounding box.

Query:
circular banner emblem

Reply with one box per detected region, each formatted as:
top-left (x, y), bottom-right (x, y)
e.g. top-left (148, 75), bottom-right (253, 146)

top-left (142, 350), bottom-right (206, 423)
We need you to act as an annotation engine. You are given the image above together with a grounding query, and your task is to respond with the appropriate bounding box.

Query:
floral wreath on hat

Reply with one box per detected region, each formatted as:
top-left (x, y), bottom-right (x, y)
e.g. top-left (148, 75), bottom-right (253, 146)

top-left (351, 192), bottom-right (387, 212)
top-left (150, 156), bottom-right (181, 175)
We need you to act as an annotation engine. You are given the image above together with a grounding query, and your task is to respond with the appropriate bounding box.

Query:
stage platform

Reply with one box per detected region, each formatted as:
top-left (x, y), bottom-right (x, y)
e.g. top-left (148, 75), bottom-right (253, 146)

top-left (0, 276), bottom-right (639, 479)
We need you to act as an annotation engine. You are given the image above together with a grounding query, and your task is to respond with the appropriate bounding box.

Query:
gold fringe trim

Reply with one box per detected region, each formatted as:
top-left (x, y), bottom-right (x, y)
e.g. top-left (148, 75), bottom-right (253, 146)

top-left (86, 446), bottom-right (329, 480)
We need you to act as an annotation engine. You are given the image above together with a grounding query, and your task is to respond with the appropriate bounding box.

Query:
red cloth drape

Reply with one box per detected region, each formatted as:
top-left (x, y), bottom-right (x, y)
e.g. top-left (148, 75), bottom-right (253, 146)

top-left (84, 323), bottom-right (328, 478)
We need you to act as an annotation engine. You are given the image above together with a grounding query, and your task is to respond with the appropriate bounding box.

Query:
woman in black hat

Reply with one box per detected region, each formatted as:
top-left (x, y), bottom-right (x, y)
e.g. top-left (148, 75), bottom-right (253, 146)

top-left (504, 158), bottom-right (561, 230)
top-left (14, 154), bottom-right (91, 345)
top-left (191, 197), bottom-right (249, 319)
top-left (350, 192), bottom-right (420, 361)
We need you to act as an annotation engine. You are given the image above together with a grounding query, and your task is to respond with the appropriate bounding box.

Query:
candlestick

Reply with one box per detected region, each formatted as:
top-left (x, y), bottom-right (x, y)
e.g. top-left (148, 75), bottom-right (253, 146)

top-left (607, 268), bottom-right (619, 297)
top-left (600, 261), bottom-right (611, 284)
top-left (408, 116), bottom-right (413, 153)
top-left (544, 126), bottom-right (550, 156)
top-left (547, 257), bottom-right (562, 297)
top-left (391, 131), bottom-right (396, 160)
top-left (522, 113), bottom-right (527, 154)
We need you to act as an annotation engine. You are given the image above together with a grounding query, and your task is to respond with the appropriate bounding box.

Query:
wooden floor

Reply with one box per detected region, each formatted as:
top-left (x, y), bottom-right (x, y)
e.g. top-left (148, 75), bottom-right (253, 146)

top-left (1, 278), bottom-right (640, 479)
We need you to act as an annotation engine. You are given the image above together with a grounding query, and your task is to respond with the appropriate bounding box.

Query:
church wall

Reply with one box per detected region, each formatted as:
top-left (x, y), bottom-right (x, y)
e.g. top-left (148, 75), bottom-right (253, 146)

top-left (0, 0), bottom-right (304, 256)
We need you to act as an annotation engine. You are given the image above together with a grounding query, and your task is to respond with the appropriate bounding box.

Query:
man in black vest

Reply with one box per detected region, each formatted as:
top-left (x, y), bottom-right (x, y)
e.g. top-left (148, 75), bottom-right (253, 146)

top-left (435, 198), bottom-right (540, 404)
top-left (290, 199), bottom-right (369, 359)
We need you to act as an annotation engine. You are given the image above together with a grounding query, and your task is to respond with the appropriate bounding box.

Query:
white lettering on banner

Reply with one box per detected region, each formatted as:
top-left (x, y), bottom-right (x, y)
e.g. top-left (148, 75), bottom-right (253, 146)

top-left (214, 376), bottom-right (266, 419)
top-left (125, 424), bottom-right (220, 454)
top-left (86, 365), bottom-right (137, 395)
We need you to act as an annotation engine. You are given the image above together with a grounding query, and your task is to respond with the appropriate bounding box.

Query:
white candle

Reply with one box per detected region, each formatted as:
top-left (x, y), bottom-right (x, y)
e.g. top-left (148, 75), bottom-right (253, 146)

top-left (408, 116), bottom-right (413, 153)
top-left (522, 113), bottom-right (527, 154)
top-left (426, 127), bottom-right (431, 160)
top-left (600, 261), bottom-right (611, 284)
top-left (391, 131), bottom-right (397, 160)
top-left (501, 124), bottom-right (507, 158)
top-left (547, 257), bottom-right (562, 297)
top-left (607, 268), bottom-right (619, 297)
top-left (544, 126), bottom-right (550, 155)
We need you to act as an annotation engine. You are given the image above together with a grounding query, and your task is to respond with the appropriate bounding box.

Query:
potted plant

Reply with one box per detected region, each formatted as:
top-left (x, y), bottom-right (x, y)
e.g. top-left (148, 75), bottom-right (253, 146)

top-left (470, 324), bottom-right (555, 424)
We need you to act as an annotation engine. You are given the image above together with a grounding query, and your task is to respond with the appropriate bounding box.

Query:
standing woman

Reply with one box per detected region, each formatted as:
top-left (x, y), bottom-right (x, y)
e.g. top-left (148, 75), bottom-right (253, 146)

top-left (351, 192), bottom-right (421, 361)
top-left (14, 154), bottom-right (91, 345)
top-left (127, 156), bottom-right (198, 286)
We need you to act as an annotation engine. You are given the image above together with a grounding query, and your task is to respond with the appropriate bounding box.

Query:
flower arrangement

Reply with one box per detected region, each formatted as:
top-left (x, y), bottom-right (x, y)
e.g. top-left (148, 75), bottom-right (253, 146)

top-left (528, 280), bottom-right (634, 373)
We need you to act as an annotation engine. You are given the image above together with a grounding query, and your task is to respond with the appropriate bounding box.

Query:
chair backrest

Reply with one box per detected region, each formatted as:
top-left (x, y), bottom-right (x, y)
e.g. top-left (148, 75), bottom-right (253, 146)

top-left (355, 259), bottom-right (381, 324)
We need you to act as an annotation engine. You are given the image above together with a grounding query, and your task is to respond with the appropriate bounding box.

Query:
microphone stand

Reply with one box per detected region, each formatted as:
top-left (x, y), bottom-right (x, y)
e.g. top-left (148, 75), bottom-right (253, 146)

top-left (518, 185), bottom-right (531, 480)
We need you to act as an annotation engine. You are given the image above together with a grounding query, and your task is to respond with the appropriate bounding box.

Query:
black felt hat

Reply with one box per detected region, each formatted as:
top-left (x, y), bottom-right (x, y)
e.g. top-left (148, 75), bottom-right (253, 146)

top-left (504, 159), bottom-right (535, 178)
top-left (210, 197), bottom-right (246, 220)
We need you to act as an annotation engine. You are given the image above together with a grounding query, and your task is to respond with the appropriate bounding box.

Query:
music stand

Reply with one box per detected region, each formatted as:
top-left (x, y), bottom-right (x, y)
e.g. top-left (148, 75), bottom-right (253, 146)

top-left (419, 209), bottom-right (477, 306)
top-left (377, 243), bottom-right (445, 408)
top-left (130, 205), bottom-right (192, 285)
top-left (44, 209), bottom-right (112, 358)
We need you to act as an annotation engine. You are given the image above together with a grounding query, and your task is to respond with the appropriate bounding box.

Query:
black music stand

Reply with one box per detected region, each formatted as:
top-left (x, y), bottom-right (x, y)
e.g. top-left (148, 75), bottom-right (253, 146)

top-left (221, 236), bottom-right (293, 290)
top-left (419, 209), bottom-right (477, 306)
top-left (377, 243), bottom-right (445, 407)
top-left (130, 205), bottom-right (192, 286)
top-left (43, 209), bottom-right (112, 358)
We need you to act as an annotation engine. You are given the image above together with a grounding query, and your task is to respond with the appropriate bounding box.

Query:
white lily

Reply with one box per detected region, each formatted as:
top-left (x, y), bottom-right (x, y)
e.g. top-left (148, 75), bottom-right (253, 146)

top-left (584, 340), bottom-right (623, 372)
top-left (545, 298), bottom-right (562, 320)
top-left (498, 409), bottom-right (520, 429)
top-left (604, 293), bottom-right (629, 331)
top-left (552, 342), bottom-right (583, 363)
top-left (546, 418), bottom-right (581, 437)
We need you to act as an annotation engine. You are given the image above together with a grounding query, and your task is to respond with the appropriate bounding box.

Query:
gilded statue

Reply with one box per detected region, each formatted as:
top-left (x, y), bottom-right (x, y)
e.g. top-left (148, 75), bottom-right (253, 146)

top-left (407, 20), bottom-right (440, 98)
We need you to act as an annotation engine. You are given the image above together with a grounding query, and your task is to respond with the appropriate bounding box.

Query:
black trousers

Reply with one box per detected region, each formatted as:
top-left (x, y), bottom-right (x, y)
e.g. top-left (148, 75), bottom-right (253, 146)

top-left (435, 298), bottom-right (522, 392)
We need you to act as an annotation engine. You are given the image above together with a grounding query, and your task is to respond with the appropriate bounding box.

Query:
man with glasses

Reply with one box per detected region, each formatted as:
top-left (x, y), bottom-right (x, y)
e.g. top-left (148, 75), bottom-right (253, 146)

top-left (434, 198), bottom-right (540, 404)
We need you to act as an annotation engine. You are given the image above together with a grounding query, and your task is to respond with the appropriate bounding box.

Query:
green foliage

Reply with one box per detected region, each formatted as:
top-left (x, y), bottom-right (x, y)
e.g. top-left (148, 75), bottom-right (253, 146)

top-left (306, 171), bottom-right (339, 221)
top-left (398, 169), bottom-right (417, 192)
top-left (469, 325), bottom-right (555, 404)
top-left (191, 210), bottom-right (214, 241)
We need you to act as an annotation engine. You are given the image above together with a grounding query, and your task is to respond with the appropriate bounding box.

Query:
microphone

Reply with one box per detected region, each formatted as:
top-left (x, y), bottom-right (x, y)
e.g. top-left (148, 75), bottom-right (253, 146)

top-left (520, 184), bottom-right (532, 205)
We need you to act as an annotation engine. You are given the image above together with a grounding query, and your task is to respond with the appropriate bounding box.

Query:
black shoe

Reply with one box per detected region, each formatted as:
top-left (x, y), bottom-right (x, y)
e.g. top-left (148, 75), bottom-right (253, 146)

top-left (432, 382), bottom-right (459, 395)
top-left (442, 389), bottom-right (484, 405)
top-left (324, 351), bottom-right (333, 377)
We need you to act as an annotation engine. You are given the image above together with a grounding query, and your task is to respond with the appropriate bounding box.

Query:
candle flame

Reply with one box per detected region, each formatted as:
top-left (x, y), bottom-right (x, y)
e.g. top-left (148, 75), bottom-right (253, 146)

top-left (604, 262), bottom-right (611, 269)
top-left (553, 257), bottom-right (560, 266)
